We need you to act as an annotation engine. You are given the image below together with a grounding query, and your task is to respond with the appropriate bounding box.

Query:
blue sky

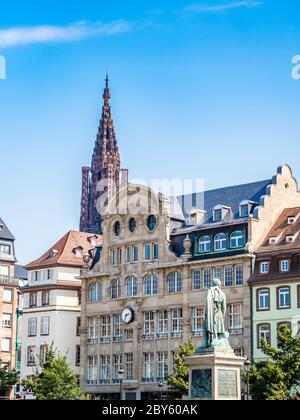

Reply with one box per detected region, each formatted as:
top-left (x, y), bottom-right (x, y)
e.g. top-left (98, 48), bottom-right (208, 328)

top-left (0, 0), bottom-right (300, 264)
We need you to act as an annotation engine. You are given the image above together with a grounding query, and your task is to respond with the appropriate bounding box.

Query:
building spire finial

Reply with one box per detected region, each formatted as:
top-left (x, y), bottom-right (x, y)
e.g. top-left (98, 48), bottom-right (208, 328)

top-left (103, 72), bottom-right (110, 101)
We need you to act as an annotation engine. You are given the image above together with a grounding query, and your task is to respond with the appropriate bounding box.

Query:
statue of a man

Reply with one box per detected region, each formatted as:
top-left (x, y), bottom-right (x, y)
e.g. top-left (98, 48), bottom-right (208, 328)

top-left (204, 278), bottom-right (226, 347)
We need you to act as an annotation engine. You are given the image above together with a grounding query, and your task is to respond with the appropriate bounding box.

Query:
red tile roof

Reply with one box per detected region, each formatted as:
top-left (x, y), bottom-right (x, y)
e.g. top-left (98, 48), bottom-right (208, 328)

top-left (25, 230), bottom-right (102, 270)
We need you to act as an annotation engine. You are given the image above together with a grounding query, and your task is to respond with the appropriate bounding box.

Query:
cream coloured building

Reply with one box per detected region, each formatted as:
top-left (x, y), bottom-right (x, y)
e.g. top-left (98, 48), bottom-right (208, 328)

top-left (80, 164), bottom-right (300, 400)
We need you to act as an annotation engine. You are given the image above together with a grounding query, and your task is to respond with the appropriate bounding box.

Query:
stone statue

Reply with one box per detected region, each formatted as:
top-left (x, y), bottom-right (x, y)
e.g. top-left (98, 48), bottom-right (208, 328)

top-left (201, 278), bottom-right (232, 352)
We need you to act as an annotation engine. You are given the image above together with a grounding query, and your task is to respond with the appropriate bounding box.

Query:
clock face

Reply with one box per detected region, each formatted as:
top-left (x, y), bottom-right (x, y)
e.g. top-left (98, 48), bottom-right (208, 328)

top-left (121, 307), bottom-right (134, 324)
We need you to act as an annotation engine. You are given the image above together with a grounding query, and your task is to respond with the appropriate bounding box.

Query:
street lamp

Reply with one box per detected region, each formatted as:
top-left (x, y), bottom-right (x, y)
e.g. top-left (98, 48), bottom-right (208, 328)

top-left (118, 368), bottom-right (124, 400)
top-left (158, 381), bottom-right (164, 400)
top-left (244, 357), bottom-right (251, 401)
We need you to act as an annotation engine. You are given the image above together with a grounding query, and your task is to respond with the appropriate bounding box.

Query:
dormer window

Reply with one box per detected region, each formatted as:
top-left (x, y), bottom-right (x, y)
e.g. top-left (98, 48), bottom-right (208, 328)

top-left (49, 249), bottom-right (58, 258)
top-left (287, 216), bottom-right (296, 225)
top-left (0, 224), bottom-right (3, 231)
top-left (269, 237), bottom-right (278, 245)
top-left (239, 200), bottom-right (255, 218)
top-left (73, 246), bottom-right (83, 257)
top-left (88, 236), bottom-right (98, 247)
top-left (213, 205), bottom-right (231, 222)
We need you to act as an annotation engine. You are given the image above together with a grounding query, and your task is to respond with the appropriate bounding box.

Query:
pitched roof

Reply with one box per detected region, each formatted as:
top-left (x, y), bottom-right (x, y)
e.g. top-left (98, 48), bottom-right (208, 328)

top-left (0, 217), bottom-right (15, 241)
top-left (25, 230), bottom-right (102, 270)
top-left (177, 179), bottom-right (271, 222)
top-left (255, 207), bottom-right (300, 254)
top-left (14, 264), bottom-right (28, 279)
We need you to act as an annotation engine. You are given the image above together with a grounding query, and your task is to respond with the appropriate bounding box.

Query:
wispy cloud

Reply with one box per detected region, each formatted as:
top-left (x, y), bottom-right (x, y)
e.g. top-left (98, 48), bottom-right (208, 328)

top-left (183, 1), bottom-right (263, 14)
top-left (0, 20), bottom-right (131, 48)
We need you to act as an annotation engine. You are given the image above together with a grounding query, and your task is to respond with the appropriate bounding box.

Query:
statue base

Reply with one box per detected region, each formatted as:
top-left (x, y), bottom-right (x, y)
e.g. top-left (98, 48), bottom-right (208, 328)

top-left (185, 351), bottom-right (245, 400)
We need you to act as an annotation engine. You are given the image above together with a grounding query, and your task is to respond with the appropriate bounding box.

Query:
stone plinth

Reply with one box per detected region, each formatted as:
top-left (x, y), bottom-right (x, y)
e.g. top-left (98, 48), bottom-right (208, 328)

top-left (185, 352), bottom-right (245, 400)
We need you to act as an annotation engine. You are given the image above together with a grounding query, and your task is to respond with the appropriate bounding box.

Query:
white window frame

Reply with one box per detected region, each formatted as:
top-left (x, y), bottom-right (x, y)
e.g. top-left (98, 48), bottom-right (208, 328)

top-left (260, 261), bottom-right (269, 274)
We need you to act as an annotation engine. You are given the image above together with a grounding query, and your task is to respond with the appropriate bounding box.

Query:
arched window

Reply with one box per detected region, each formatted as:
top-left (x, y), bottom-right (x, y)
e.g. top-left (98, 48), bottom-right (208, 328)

top-left (214, 233), bottom-right (227, 251)
top-left (88, 282), bottom-right (102, 302)
top-left (230, 231), bottom-right (244, 248)
top-left (198, 236), bottom-right (211, 253)
top-left (143, 274), bottom-right (158, 295)
top-left (167, 272), bottom-right (182, 293)
top-left (111, 279), bottom-right (121, 299)
top-left (126, 276), bottom-right (137, 297)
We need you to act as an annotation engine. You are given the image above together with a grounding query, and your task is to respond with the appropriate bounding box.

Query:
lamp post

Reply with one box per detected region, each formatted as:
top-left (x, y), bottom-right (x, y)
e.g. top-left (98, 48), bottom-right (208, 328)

top-left (118, 368), bottom-right (124, 400)
top-left (158, 381), bottom-right (164, 400)
top-left (244, 357), bottom-right (251, 400)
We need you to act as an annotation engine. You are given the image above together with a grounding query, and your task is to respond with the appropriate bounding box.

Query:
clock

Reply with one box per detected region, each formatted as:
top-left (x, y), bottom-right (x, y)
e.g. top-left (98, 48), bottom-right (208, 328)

top-left (121, 307), bottom-right (134, 324)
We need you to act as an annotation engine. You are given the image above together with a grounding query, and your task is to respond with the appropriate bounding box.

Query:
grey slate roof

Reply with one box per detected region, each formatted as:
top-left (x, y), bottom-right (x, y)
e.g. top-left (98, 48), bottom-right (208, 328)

top-left (0, 217), bottom-right (15, 241)
top-left (14, 264), bottom-right (28, 279)
top-left (177, 179), bottom-right (272, 223)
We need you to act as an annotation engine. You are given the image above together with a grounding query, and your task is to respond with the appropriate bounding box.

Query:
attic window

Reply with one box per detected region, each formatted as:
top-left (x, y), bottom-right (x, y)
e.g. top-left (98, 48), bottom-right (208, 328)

top-left (0, 224), bottom-right (3, 231)
top-left (88, 236), bottom-right (97, 246)
top-left (269, 237), bottom-right (278, 245)
top-left (49, 249), bottom-right (58, 258)
top-left (213, 205), bottom-right (231, 222)
top-left (287, 216), bottom-right (296, 224)
top-left (73, 247), bottom-right (83, 257)
top-left (286, 235), bottom-right (295, 243)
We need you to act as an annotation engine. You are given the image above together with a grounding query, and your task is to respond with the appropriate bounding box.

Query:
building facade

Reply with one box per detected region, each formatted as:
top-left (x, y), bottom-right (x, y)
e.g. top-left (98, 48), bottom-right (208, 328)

top-left (80, 76), bottom-right (128, 234)
top-left (20, 230), bottom-right (101, 398)
top-left (79, 164), bottom-right (300, 400)
top-left (250, 207), bottom-right (300, 361)
top-left (0, 217), bottom-right (19, 399)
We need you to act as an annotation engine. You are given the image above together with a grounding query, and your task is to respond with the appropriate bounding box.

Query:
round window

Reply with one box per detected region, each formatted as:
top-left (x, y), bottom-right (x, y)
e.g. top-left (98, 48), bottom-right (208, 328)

top-left (147, 215), bottom-right (157, 231)
top-left (129, 218), bottom-right (137, 233)
top-left (114, 221), bottom-right (121, 236)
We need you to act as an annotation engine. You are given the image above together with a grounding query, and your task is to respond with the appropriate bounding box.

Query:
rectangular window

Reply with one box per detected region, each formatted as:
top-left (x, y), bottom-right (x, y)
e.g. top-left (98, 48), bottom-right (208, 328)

top-left (214, 208), bottom-right (222, 222)
top-left (280, 260), bottom-right (290, 272)
top-left (46, 269), bottom-right (52, 280)
top-left (2, 313), bottom-right (12, 327)
top-left (27, 346), bottom-right (36, 365)
top-left (29, 293), bottom-right (37, 307)
top-left (234, 348), bottom-right (244, 357)
top-left (100, 355), bottom-right (110, 384)
top-left (112, 354), bottom-right (122, 383)
top-left (171, 309), bottom-right (183, 337)
top-left (125, 353), bottom-right (133, 380)
top-left (278, 287), bottom-right (290, 309)
top-left (157, 352), bottom-right (168, 381)
top-left (224, 265), bottom-right (233, 287)
top-left (144, 244), bottom-right (151, 260)
top-left (87, 356), bottom-right (98, 384)
top-left (260, 261), bottom-right (269, 274)
top-left (228, 303), bottom-right (243, 333)
top-left (75, 345), bottom-right (80, 366)
top-left (240, 204), bottom-right (249, 217)
top-left (40, 345), bottom-right (49, 364)
top-left (143, 312), bottom-right (155, 339)
top-left (235, 264), bottom-right (244, 286)
top-left (124, 329), bottom-right (133, 341)
top-left (192, 270), bottom-right (201, 290)
top-left (0, 265), bottom-right (9, 277)
top-left (153, 243), bottom-right (159, 259)
top-left (1, 338), bottom-right (10, 352)
top-left (28, 317), bottom-right (37, 337)
top-left (42, 291), bottom-right (50, 306)
top-left (203, 268), bottom-right (211, 289)
top-left (41, 317), bottom-right (50, 335)
top-left (113, 314), bottom-right (122, 342)
top-left (258, 324), bottom-right (271, 348)
top-left (111, 249), bottom-right (117, 266)
top-left (157, 310), bottom-right (168, 338)
top-left (192, 307), bottom-right (205, 336)
top-left (76, 317), bottom-right (81, 336)
top-left (0, 244), bottom-right (11, 254)
top-left (88, 317), bottom-right (98, 343)
top-left (126, 246), bottom-right (131, 263)
top-left (100, 316), bottom-right (111, 342)
top-left (143, 353), bottom-right (154, 382)
top-left (3, 288), bottom-right (12, 303)
top-left (213, 266), bottom-right (222, 282)
top-left (258, 288), bottom-right (270, 310)
top-left (133, 245), bottom-right (139, 262)
top-left (117, 248), bottom-right (122, 265)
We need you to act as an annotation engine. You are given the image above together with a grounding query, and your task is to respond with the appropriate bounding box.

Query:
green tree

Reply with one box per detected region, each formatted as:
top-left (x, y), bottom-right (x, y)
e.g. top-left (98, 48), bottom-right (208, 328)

top-left (246, 326), bottom-right (300, 400)
top-left (167, 339), bottom-right (195, 396)
top-left (22, 347), bottom-right (84, 400)
top-left (0, 364), bottom-right (19, 395)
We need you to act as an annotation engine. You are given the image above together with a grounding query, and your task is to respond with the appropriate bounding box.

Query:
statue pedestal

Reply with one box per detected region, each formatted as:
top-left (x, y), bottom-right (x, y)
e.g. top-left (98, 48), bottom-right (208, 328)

top-left (185, 351), bottom-right (245, 400)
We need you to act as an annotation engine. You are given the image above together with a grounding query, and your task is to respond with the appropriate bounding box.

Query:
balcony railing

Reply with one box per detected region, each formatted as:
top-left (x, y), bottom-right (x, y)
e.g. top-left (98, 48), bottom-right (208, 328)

top-left (87, 379), bottom-right (97, 385)
top-left (113, 336), bottom-right (123, 342)
top-left (143, 334), bottom-right (154, 340)
top-left (88, 338), bottom-right (98, 344)
top-left (99, 379), bottom-right (110, 384)
top-left (100, 337), bottom-right (110, 343)
top-left (0, 275), bottom-right (20, 286)
top-left (157, 333), bottom-right (168, 339)
top-left (142, 377), bottom-right (154, 383)
top-left (228, 327), bottom-right (244, 334)
top-left (192, 330), bottom-right (204, 337)
top-left (171, 331), bottom-right (182, 338)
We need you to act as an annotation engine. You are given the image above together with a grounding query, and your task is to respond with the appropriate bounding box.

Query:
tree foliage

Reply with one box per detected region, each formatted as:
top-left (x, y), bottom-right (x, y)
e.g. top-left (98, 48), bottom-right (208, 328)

top-left (22, 347), bottom-right (83, 400)
top-left (246, 326), bottom-right (300, 400)
top-left (0, 363), bottom-right (19, 393)
top-left (167, 339), bottom-right (195, 395)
